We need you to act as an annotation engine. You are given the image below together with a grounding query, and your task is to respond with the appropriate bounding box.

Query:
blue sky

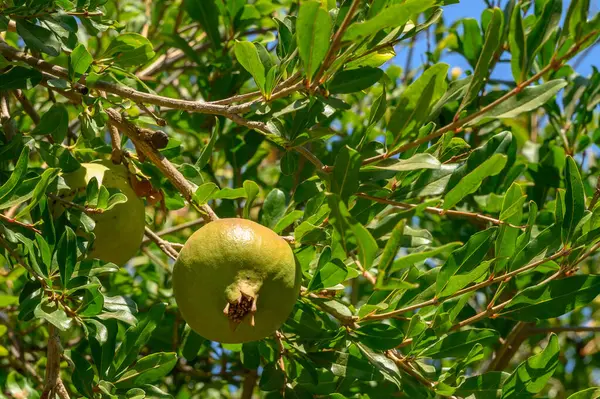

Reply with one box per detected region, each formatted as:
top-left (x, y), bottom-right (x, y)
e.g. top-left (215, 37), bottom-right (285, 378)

top-left (394, 0), bottom-right (600, 79)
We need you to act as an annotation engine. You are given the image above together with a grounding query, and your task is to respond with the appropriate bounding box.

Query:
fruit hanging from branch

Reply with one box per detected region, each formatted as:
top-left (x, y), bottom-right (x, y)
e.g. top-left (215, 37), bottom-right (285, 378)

top-left (172, 218), bottom-right (301, 343)
top-left (52, 161), bottom-right (146, 266)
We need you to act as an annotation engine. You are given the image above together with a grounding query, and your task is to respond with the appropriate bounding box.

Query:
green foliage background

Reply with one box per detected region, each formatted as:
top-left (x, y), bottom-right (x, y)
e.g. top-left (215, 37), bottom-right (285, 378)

top-left (0, 0), bottom-right (600, 398)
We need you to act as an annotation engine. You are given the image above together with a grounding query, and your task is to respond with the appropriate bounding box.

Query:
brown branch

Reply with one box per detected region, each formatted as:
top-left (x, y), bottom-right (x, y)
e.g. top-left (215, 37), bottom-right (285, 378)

top-left (108, 122), bottom-right (122, 164)
top-left (363, 248), bottom-right (570, 321)
top-left (47, 193), bottom-right (104, 215)
top-left (589, 175), bottom-right (600, 210)
top-left (312, 0), bottom-right (362, 85)
top-left (141, 218), bottom-right (206, 245)
top-left (105, 109), bottom-right (219, 222)
top-left (0, 213), bottom-right (42, 234)
top-left (486, 321), bottom-right (530, 371)
top-left (0, 235), bottom-right (47, 286)
top-left (274, 330), bottom-right (288, 395)
top-left (144, 226), bottom-right (179, 260)
top-left (13, 89), bottom-right (41, 124)
top-left (387, 351), bottom-right (435, 389)
top-left (240, 369), bottom-right (258, 399)
top-left (40, 325), bottom-right (70, 399)
top-left (359, 30), bottom-right (600, 167)
top-left (357, 193), bottom-right (525, 229)
top-left (1, 91), bottom-right (17, 139)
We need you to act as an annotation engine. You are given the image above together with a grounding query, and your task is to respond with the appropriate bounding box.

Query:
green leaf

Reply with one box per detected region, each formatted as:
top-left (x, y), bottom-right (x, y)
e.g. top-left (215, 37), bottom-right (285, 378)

top-left (111, 303), bottom-right (166, 378)
top-left (566, 388), bottom-right (600, 399)
top-left (509, 6), bottom-right (527, 83)
top-left (213, 187), bottom-right (247, 200)
top-left (495, 183), bottom-right (525, 272)
top-left (328, 67), bottom-right (383, 94)
top-left (563, 156), bottom-right (585, 244)
top-left (344, 0), bottom-right (437, 41)
top-left (455, 372), bottom-right (510, 398)
top-left (362, 153), bottom-right (441, 172)
top-left (259, 363), bottom-right (286, 391)
top-left (234, 41), bottom-right (266, 93)
top-left (32, 104), bottom-right (69, 143)
top-left (470, 80), bottom-right (567, 124)
top-left (0, 295), bottom-right (19, 307)
top-left (527, 0), bottom-right (561, 62)
top-left (355, 343), bottom-right (402, 388)
top-left (390, 242), bottom-right (462, 272)
top-left (0, 66), bottom-right (43, 90)
top-left (181, 326), bottom-right (205, 362)
top-left (57, 227), bottom-right (77, 288)
top-left (563, 0), bottom-right (590, 40)
top-left (499, 275), bottom-right (600, 321)
top-left (296, 1), bottom-right (332, 81)
top-left (114, 352), bottom-right (177, 388)
top-left (369, 86), bottom-right (387, 126)
top-left (69, 44), bottom-right (93, 79)
top-left (193, 182), bottom-right (219, 205)
top-left (16, 168), bottom-right (60, 219)
top-left (184, 0), bottom-right (221, 49)
top-left (332, 146), bottom-right (362, 203)
top-left (261, 189), bottom-right (286, 229)
top-left (70, 350), bottom-right (95, 397)
top-left (34, 297), bottom-right (73, 331)
top-left (509, 223), bottom-right (561, 272)
top-left (355, 323), bottom-right (404, 351)
top-left (376, 219), bottom-right (405, 278)
top-left (444, 154), bottom-right (507, 210)
top-left (103, 33), bottom-right (155, 67)
top-left (387, 63), bottom-right (449, 142)
top-left (458, 8), bottom-right (503, 112)
top-left (501, 334), bottom-right (559, 399)
top-left (327, 194), bottom-right (378, 270)
top-left (436, 228), bottom-right (496, 297)
top-left (308, 248), bottom-right (348, 291)
top-left (243, 180), bottom-right (260, 220)
top-left (419, 328), bottom-right (499, 359)
top-left (273, 210), bottom-right (303, 234)
top-left (196, 119), bottom-right (219, 170)
top-left (16, 20), bottom-right (61, 56)
top-left (0, 146), bottom-right (30, 205)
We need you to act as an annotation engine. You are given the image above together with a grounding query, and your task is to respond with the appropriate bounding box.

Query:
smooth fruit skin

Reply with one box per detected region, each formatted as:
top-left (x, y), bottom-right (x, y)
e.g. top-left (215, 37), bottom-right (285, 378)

top-left (59, 161), bottom-right (146, 266)
top-left (173, 218), bottom-right (301, 343)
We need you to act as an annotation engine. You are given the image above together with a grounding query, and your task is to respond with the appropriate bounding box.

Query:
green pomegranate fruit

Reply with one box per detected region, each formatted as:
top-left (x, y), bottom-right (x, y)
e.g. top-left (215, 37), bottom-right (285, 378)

top-left (53, 161), bottom-right (146, 266)
top-left (172, 218), bottom-right (301, 343)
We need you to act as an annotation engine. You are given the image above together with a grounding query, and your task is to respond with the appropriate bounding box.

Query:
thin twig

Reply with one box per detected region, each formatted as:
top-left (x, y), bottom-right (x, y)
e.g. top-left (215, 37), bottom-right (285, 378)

top-left (13, 89), bottom-right (41, 124)
top-left (108, 121), bottom-right (122, 164)
top-left (312, 0), bottom-right (362, 85)
top-left (0, 213), bottom-right (41, 234)
top-left (0, 92), bottom-right (17, 139)
top-left (144, 226), bottom-right (179, 260)
top-left (141, 218), bottom-right (206, 245)
top-left (358, 30), bottom-right (600, 167)
top-left (40, 325), bottom-right (70, 399)
top-left (105, 109), bottom-right (219, 222)
top-left (357, 193), bottom-right (526, 229)
top-left (363, 248), bottom-right (570, 321)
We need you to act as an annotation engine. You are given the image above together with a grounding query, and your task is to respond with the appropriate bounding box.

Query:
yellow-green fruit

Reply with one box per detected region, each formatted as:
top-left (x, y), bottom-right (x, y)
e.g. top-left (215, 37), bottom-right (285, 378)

top-left (173, 218), bottom-right (301, 343)
top-left (56, 161), bottom-right (146, 266)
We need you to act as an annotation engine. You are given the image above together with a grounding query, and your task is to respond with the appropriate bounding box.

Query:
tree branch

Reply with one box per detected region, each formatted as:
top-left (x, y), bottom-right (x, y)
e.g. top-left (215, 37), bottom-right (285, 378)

top-left (359, 30), bottom-right (600, 167)
top-left (105, 108), bottom-right (219, 222)
top-left (363, 248), bottom-right (570, 321)
top-left (40, 325), bottom-right (70, 399)
top-left (357, 193), bottom-right (525, 229)
top-left (141, 218), bottom-right (206, 245)
top-left (144, 226), bottom-right (179, 260)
